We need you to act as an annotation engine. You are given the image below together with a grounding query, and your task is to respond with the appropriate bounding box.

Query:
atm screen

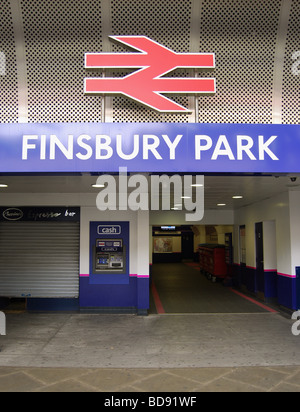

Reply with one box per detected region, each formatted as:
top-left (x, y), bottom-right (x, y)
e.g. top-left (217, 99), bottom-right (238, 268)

top-left (98, 254), bottom-right (109, 265)
top-left (94, 238), bottom-right (125, 273)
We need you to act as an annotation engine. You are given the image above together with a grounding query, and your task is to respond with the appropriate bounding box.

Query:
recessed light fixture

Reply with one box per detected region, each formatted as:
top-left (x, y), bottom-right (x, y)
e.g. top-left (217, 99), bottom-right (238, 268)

top-left (0, 184), bottom-right (8, 188)
top-left (217, 203), bottom-right (226, 206)
top-left (91, 184), bottom-right (105, 188)
top-left (232, 195), bottom-right (243, 199)
top-left (171, 207), bottom-right (179, 210)
top-left (191, 183), bottom-right (203, 187)
top-left (181, 196), bottom-right (191, 199)
top-left (91, 183), bottom-right (105, 187)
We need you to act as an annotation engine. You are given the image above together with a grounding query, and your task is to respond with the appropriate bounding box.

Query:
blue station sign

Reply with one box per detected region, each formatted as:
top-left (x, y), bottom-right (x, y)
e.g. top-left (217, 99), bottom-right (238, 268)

top-left (0, 122), bottom-right (300, 173)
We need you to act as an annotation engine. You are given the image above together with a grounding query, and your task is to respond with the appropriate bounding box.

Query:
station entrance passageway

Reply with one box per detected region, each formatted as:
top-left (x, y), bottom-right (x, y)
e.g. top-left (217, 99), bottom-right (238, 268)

top-left (149, 263), bottom-right (277, 315)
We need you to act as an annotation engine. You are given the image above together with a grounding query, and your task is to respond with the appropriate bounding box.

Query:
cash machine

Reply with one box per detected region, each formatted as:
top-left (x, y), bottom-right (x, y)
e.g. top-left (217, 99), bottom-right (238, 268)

top-left (90, 222), bottom-right (129, 279)
top-left (93, 238), bottom-right (126, 274)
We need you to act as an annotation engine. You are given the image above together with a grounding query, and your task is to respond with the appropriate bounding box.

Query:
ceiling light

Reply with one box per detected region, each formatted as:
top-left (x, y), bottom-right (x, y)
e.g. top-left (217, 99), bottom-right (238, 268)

top-left (91, 184), bottom-right (105, 188)
top-left (0, 184), bottom-right (8, 188)
top-left (217, 203), bottom-right (226, 206)
top-left (181, 196), bottom-right (191, 199)
top-left (232, 195), bottom-right (243, 199)
top-left (191, 184), bottom-right (203, 187)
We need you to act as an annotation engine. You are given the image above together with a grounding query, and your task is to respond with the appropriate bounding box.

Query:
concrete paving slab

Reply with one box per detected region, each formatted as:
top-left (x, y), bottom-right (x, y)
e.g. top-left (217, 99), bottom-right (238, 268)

top-left (0, 365), bottom-right (299, 392)
top-left (0, 312), bottom-right (299, 369)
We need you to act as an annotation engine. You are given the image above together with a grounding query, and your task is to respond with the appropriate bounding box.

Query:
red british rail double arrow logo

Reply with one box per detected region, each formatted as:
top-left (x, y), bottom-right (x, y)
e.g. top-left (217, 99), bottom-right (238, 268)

top-left (84, 36), bottom-right (216, 113)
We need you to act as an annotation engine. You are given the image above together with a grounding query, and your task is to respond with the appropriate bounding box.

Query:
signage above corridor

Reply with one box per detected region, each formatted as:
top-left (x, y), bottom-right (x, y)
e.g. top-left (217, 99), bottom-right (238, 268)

top-left (84, 36), bottom-right (216, 112)
top-left (0, 122), bottom-right (300, 174)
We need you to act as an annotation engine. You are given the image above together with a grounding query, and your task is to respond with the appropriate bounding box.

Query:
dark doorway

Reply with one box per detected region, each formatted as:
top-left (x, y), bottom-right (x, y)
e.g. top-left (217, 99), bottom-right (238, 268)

top-left (181, 229), bottom-right (194, 260)
top-left (255, 222), bottom-right (264, 299)
top-left (296, 267), bottom-right (300, 310)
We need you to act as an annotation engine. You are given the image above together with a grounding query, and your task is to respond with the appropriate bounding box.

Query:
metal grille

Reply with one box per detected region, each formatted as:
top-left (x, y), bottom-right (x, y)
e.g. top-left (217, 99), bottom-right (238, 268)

top-left (111, 0), bottom-right (192, 52)
top-left (1, 0), bottom-right (299, 125)
top-left (198, 0), bottom-right (281, 124)
top-left (112, 95), bottom-right (191, 123)
top-left (0, 1), bottom-right (18, 123)
top-left (0, 221), bottom-right (79, 298)
top-left (111, 70), bottom-right (192, 123)
top-left (20, 0), bottom-right (103, 123)
top-left (282, 0), bottom-right (300, 124)
top-left (110, 0), bottom-right (192, 122)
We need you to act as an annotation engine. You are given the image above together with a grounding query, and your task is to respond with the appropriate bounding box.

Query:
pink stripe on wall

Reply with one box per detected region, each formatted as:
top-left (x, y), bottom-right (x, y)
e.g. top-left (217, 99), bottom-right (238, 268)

top-left (278, 272), bottom-right (296, 278)
top-left (80, 274), bottom-right (150, 278)
top-left (234, 263), bottom-right (295, 278)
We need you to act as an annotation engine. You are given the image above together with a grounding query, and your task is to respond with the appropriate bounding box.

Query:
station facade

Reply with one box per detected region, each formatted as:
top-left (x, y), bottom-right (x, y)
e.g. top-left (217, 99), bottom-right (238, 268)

top-left (0, 0), bottom-right (300, 314)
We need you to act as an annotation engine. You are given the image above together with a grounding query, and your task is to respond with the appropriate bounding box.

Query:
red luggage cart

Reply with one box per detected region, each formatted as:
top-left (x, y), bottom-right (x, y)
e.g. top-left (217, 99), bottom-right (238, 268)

top-left (198, 244), bottom-right (227, 282)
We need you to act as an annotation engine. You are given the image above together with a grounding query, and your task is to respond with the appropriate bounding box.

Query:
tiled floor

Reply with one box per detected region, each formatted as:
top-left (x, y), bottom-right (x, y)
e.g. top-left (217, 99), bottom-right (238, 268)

top-left (1, 365), bottom-right (300, 392)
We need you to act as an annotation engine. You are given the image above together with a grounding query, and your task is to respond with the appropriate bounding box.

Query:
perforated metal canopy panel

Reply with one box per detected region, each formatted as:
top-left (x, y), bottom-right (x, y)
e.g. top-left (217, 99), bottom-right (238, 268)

top-left (0, 2), bottom-right (18, 123)
top-left (20, 0), bottom-right (104, 123)
top-left (0, 0), bottom-right (300, 124)
top-left (110, 0), bottom-right (193, 123)
top-left (197, 0), bottom-right (281, 124)
top-left (282, 0), bottom-right (300, 124)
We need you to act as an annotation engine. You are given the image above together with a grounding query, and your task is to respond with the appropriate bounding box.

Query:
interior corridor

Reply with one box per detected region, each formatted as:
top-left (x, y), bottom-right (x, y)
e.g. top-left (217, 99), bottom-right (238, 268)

top-left (149, 263), bottom-right (277, 314)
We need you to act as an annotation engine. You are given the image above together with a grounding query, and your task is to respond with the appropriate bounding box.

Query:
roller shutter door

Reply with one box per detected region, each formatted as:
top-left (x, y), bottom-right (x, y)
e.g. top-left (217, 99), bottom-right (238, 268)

top-left (0, 221), bottom-right (79, 298)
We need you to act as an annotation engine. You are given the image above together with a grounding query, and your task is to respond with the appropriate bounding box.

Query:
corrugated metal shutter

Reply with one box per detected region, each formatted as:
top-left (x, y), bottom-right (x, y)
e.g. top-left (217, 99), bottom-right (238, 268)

top-left (0, 221), bottom-right (79, 298)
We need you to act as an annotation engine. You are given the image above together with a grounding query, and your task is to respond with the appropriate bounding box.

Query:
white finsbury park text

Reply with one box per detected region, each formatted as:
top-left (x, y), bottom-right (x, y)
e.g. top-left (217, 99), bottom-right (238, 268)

top-left (21, 133), bottom-right (279, 162)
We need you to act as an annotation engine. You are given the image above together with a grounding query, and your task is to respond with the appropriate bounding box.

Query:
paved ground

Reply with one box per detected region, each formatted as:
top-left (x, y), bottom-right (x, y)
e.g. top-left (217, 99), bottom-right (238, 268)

top-left (1, 263), bottom-right (299, 392)
top-left (2, 312), bottom-right (299, 368)
top-left (0, 311), bottom-right (300, 392)
top-left (1, 364), bottom-right (300, 392)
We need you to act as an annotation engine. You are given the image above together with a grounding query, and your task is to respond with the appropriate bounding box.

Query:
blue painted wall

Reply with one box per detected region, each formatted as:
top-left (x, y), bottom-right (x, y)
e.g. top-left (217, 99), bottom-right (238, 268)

top-left (233, 264), bottom-right (296, 310)
top-left (79, 276), bottom-right (149, 314)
